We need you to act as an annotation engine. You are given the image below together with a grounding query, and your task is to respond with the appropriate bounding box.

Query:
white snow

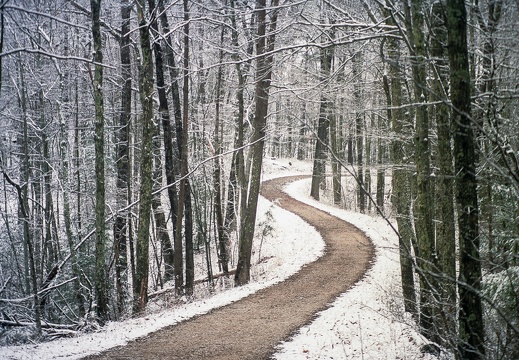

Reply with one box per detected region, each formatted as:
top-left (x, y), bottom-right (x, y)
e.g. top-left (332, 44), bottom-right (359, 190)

top-left (272, 174), bottom-right (440, 359)
top-left (1, 158), bottom-right (439, 360)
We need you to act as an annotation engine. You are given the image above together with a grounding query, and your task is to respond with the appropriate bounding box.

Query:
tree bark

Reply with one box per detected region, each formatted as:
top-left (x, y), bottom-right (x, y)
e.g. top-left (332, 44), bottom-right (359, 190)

top-left (213, 25), bottom-right (228, 275)
top-left (114, 0), bottom-right (132, 317)
top-left (90, 0), bottom-right (109, 322)
top-left (133, 0), bottom-right (155, 313)
top-left (235, 0), bottom-right (279, 286)
top-left (177, 0), bottom-right (194, 295)
top-left (430, 1), bottom-right (456, 348)
top-left (405, 0), bottom-right (436, 338)
top-left (380, 7), bottom-right (417, 315)
top-left (376, 109), bottom-right (385, 212)
top-left (147, 0), bottom-right (175, 282)
top-left (353, 51), bottom-right (365, 213)
top-left (311, 32), bottom-right (333, 200)
top-left (446, 0), bottom-right (485, 357)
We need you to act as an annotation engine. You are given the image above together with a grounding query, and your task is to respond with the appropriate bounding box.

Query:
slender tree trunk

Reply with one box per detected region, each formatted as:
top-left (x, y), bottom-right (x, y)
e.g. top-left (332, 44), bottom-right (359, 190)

top-left (13, 68), bottom-right (42, 332)
top-left (90, 0), bottom-right (109, 322)
top-left (474, 0), bottom-right (503, 269)
top-left (446, 0), bottom-right (485, 357)
top-left (405, 0), bottom-right (436, 338)
top-left (297, 102), bottom-right (307, 161)
top-left (376, 109), bottom-right (385, 212)
top-left (177, 0), bottom-right (194, 295)
top-left (381, 10), bottom-right (417, 315)
top-left (214, 25), bottom-right (228, 275)
top-left (147, 0), bottom-right (175, 282)
top-left (133, 0), bottom-right (155, 313)
top-left (311, 34), bottom-right (333, 200)
top-left (330, 110), bottom-right (341, 205)
top-left (220, 0), bottom-right (251, 276)
top-left (235, 0), bottom-right (279, 286)
top-left (60, 93), bottom-right (85, 319)
top-left (353, 51), bottom-right (365, 213)
top-left (151, 128), bottom-right (172, 289)
top-left (365, 116), bottom-right (372, 213)
top-left (114, 0), bottom-right (132, 317)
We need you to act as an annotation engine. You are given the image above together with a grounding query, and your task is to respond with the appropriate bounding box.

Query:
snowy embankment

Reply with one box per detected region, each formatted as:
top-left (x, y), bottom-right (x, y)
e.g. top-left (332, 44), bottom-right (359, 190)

top-left (1, 158), bottom-right (434, 359)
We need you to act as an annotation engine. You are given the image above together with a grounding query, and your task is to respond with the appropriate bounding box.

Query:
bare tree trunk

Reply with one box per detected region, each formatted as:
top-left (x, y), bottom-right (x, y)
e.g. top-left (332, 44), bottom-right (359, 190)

top-left (446, 0), bottom-right (485, 357)
top-left (235, 0), bottom-right (279, 286)
top-left (311, 31), bottom-right (334, 200)
top-left (90, 0), bottom-right (109, 322)
top-left (297, 102), bottom-right (307, 161)
top-left (353, 51), bottom-right (365, 213)
top-left (156, 0), bottom-right (183, 291)
top-left (330, 110), bottom-right (341, 206)
top-left (8, 67), bottom-right (42, 332)
top-left (376, 109), bottom-right (385, 212)
top-left (213, 25), bottom-right (228, 275)
top-left (60, 85), bottom-right (85, 319)
top-left (147, 0), bottom-right (175, 282)
top-left (220, 0), bottom-right (253, 276)
top-left (430, 2), bottom-right (456, 349)
top-left (177, 0), bottom-right (194, 295)
top-left (404, 0), bottom-right (436, 338)
top-left (113, 0), bottom-right (132, 317)
top-left (380, 8), bottom-right (417, 315)
top-left (133, 0), bottom-right (155, 313)
top-left (151, 128), bottom-right (171, 289)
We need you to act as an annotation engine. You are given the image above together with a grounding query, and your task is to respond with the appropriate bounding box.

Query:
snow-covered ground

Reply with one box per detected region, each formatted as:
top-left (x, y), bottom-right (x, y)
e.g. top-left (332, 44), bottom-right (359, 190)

top-left (273, 172), bottom-right (438, 359)
top-left (1, 158), bottom-right (438, 359)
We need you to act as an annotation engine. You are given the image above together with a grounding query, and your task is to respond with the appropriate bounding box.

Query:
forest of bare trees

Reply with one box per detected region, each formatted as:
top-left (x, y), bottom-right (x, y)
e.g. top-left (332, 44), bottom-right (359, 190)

top-left (0, 0), bottom-right (518, 358)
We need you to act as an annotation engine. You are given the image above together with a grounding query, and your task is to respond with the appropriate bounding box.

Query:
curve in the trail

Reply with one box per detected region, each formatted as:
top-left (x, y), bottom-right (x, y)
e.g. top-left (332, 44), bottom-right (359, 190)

top-left (86, 175), bottom-right (374, 360)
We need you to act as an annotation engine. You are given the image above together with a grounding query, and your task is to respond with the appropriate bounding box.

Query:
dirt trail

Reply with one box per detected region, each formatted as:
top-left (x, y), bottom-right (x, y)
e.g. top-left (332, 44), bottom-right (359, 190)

top-left (85, 175), bottom-right (374, 359)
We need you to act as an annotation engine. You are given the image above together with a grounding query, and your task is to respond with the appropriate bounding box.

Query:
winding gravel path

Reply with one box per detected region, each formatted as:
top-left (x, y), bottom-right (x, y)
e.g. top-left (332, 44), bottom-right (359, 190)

top-left (86, 175), bottom-right (374, 359)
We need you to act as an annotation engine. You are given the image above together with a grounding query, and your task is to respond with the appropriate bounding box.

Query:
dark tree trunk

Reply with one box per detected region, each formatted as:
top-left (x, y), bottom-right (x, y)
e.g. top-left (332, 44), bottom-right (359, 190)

top-left (133, 0), bottom-right (155, 314)
top-left (431, 1), bottom-right (457, 349)
top-left (147, 0), bottom-right (175, 282)
top-left (114, 0), bottom-right (132, 317)
top-left (310, 37), bottom-right (333, 200)
top-left (214, 25), bottom-right (228, 275)
top-left (90, 0), bottom-right (109, 322)
top-left (380, 6), bottom-right (417, 316)
top-left (353, 51), bottom-right (365, 213)
top-left (446, 0), bottom-right (485, 357)
top-left (235, 0), bottom-right (279, 286)
top-left (404, 0), bottom-right (436, 338)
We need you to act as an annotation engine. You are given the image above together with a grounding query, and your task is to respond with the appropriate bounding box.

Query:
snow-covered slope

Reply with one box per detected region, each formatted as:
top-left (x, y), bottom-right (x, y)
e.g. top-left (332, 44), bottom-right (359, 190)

top-left (1, 158), bottom-right (439, 359)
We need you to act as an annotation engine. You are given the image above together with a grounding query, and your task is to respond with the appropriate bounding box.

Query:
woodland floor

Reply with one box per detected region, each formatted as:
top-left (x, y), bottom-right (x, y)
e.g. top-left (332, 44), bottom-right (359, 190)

top-left (84, 175), bottom-right (374, 360)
